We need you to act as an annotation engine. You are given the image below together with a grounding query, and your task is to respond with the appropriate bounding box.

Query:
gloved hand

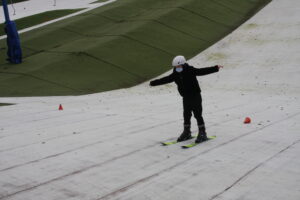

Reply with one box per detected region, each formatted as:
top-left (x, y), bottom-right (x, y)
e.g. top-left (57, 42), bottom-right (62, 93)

top-left (217, 65), bottom-right (224, 69)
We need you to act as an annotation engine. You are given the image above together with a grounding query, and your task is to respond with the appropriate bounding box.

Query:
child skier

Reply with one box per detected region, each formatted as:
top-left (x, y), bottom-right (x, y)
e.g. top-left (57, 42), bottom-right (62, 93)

top-left (150, 55), bottom-right (223, 143)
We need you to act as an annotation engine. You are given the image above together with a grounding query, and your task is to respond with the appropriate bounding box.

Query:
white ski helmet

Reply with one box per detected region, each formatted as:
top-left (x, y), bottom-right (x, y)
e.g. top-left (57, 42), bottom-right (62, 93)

top-left (172, 55), bottom-right (186, 67)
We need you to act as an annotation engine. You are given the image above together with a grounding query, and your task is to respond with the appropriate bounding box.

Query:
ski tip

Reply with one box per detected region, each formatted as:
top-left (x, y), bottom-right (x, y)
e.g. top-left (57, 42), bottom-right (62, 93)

top-left (161, 141), bottom-right (177, 146)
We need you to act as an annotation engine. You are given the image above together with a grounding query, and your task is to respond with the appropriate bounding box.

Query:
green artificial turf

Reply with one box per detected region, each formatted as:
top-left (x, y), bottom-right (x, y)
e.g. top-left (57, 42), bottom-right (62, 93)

top-left (0, 0), bottom-right (271, 97)
top-left (0, 9), bottom-right (83, 36)
top-left (91, 0), bottom-right (110, 4)
top-left (0, 103), bottom-right (13, 106)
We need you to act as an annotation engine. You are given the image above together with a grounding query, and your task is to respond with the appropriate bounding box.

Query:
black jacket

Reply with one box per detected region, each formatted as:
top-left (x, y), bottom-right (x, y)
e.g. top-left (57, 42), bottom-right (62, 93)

top-left (150, 64), bottom-right (219, 97)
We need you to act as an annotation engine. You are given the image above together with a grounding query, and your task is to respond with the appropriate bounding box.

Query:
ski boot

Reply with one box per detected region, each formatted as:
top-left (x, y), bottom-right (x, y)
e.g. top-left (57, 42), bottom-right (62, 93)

top-left (195, 125), bottom-right (208, 143)
top-left (177, 124), bottom-right (192, 142)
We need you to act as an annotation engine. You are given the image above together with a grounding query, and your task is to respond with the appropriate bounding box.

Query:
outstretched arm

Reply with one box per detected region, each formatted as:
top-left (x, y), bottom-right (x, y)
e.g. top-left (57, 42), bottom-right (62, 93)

top-left (193, 65), bottom-right (223, 76)
top-left (150, 73), bottom-right (174, 86)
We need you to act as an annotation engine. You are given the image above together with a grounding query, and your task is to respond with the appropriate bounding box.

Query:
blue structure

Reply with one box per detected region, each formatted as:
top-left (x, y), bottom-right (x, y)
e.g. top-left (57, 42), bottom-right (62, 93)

top-left (2, 0), bottom-right (22, 64)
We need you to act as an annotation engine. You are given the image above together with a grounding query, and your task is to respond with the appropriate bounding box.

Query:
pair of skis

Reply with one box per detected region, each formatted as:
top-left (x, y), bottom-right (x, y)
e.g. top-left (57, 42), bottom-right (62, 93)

top-left (161, 135), bottom-right (216, 148)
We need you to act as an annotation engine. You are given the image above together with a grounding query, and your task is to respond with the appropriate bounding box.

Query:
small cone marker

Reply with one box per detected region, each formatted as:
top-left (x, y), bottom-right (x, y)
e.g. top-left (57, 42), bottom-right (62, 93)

top-left (244, 117), bottom-right (251, 124)
top-left (59, 104), bottom-right (63, 111)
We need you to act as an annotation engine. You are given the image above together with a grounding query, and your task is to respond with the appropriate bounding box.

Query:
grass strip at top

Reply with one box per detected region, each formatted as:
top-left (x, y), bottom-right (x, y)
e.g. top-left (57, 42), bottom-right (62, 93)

top-left (91, 0), bottom-right (110, 4)
top-left (0, 0), bottom-right (271, 97)
top-left (0, 9), bottom-right (83, 36)
top-left (0, 103), bottom-right (14, 106)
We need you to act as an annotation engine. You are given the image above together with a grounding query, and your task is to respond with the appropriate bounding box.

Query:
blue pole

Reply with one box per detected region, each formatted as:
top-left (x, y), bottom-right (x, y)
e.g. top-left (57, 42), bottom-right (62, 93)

top-left (2, 0), bottom-right (11, 22)
top-left (2, 0), bottom-right (23, 64)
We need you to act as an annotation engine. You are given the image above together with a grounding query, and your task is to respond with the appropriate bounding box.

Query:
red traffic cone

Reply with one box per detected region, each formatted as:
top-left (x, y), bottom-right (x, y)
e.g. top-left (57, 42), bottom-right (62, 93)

top-left (244, 117), bottom-right (251, 124)
top-left (58, 104), bottom-right (63, 111)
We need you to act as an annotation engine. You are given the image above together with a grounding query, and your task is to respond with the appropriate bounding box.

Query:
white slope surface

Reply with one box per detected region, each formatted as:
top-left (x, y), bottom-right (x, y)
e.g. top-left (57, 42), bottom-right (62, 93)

top-left (0, 0), bottom-right (300, 199)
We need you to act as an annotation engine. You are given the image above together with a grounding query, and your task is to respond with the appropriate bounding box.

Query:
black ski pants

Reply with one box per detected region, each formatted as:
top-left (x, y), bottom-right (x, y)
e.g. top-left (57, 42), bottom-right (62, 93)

top-left (183, 94), bottom-right (205, 126)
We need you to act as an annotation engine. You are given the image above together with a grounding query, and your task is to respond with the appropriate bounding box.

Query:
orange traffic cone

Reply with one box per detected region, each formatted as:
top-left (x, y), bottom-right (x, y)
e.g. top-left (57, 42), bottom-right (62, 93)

top-left (244, 117), bottom-right (251, 124)
top-left (59, 104), bottom-right (63, 111)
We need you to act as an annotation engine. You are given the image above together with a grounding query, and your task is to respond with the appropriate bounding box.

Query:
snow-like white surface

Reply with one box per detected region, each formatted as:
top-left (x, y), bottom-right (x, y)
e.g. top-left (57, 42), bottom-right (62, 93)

top-left (0, 0), bottom-right (300, 199)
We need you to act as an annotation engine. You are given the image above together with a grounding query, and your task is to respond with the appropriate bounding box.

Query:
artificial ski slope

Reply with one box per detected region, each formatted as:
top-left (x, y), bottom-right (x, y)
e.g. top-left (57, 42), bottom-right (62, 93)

top-left (0, 0), bottom-right (299, 200)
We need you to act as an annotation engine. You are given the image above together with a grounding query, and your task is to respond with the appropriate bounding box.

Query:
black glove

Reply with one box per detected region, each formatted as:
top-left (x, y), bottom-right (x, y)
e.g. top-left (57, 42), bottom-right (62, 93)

top-left (150, 81), bottom-right (155, 86)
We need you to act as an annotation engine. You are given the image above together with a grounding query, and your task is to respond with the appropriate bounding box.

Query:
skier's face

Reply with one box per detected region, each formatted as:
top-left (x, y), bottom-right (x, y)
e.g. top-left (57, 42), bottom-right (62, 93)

top-left (175, 65), bottom-right (183, 72)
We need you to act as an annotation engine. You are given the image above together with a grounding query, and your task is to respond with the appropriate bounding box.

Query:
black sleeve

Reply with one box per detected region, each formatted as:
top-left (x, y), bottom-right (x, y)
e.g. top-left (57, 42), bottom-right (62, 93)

top-left (193, 66), bottom-right (219, 76)
top-left (150, 73), bottom-right (174, 86)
